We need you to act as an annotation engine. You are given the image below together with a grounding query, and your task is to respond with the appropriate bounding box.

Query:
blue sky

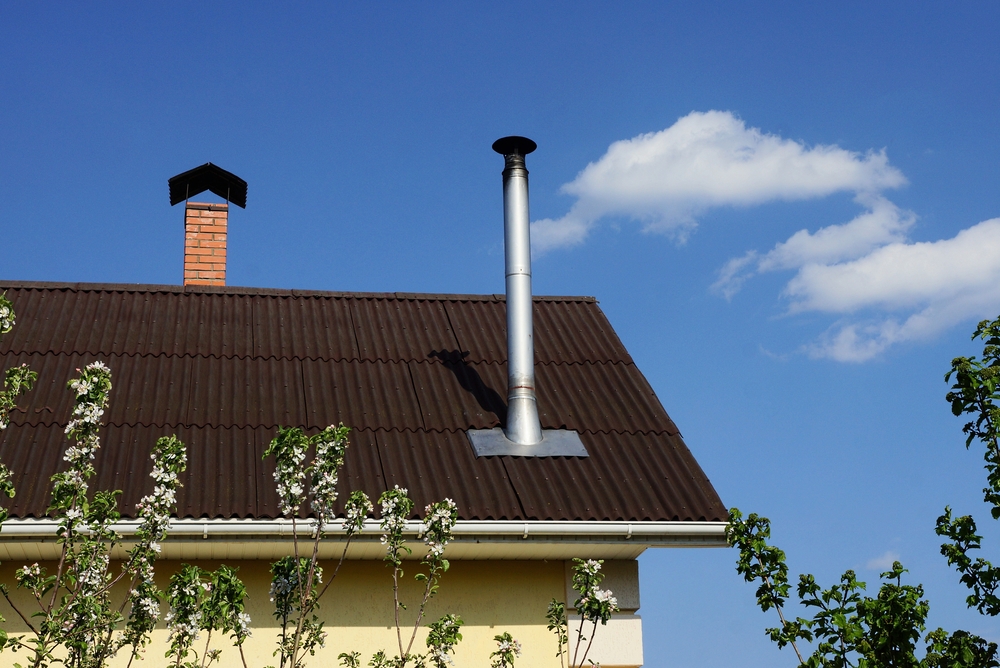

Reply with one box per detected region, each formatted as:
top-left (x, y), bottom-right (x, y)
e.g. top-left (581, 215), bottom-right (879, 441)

top-left (2, 3), bottom-right (1000, 665)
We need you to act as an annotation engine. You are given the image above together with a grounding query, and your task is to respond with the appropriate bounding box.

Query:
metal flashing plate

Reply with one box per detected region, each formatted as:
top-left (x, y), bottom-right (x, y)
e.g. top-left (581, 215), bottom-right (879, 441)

top-left (467, 428), bottom-right (589, 458)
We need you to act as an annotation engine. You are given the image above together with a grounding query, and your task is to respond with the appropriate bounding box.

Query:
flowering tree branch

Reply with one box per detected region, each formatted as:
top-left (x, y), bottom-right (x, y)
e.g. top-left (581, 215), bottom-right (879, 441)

top-left (265, 424), bottom-right (372, 668)
top-left (490, 632), bottom-right (521, 668)
top-left (0, 359), bottom-right (188, 668)
top-left (0, 293), bottom-right (37, 433)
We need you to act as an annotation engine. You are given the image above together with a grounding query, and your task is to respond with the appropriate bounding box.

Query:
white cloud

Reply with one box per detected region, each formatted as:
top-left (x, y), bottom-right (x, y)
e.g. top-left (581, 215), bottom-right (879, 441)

top-left (719, 215), bottom-right (1000, 363)
top-left (796, 219), bottom-right (1000, 361)
top-left (531, 110), bottom-right (906, 253)
top-left (713, 196), bottom-right (916, 298)
top-left (785, 219), bottom-right (1000, 315)
top-left (866, 551), bottom-right (901, 571)
top-left (758, 196), bottom-right (915, 272)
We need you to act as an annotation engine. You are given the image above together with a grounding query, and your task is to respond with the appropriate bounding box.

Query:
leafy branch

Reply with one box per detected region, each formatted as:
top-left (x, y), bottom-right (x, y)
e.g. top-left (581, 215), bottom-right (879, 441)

top-left (729, 507), bottom-right (999, 667)
top-left (939, 315), bottom-right (1000, 615)
top-left (545, 558), bottom-right (619, 668)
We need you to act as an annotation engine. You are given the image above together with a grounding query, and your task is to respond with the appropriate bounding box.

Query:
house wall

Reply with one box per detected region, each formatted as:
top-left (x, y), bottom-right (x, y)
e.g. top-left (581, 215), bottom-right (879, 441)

top-left (0, 559), bottom-right (642, 668)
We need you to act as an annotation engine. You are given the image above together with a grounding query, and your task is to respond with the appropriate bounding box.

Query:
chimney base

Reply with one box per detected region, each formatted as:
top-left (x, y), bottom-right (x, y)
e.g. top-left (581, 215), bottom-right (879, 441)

top-left (467, 428), bottom-right (588, 458)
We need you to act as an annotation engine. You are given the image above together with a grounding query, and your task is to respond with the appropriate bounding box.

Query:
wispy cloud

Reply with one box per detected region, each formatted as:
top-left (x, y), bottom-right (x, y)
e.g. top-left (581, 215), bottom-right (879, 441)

top-left (795, 219), bottom-right (1000, 361)
top-left (712, 196), bottom-right (916, 299)
top-left (866, 551), bottom-right (901, 571)
top-left (531, 110), bottom-right (905, 253)
top-left (718, 208), bottom-right (1000, 362)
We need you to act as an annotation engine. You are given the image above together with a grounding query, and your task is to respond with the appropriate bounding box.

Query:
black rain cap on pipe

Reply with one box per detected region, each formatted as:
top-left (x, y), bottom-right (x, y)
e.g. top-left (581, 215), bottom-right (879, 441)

top-left (492, 136), bottom-right (537, 156)
top-left (168, 163), bottom-right (248, 208)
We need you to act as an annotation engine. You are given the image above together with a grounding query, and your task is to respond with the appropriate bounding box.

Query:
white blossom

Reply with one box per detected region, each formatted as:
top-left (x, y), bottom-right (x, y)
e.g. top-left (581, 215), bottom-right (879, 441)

top-left (0, 304), bottom-right (13, 332)
top-left (236, 611), bottom-right (252, 639)
top-left (594, 588), bottom-right (618, 610)
top-left (422, 498), bottom-right (457, 560)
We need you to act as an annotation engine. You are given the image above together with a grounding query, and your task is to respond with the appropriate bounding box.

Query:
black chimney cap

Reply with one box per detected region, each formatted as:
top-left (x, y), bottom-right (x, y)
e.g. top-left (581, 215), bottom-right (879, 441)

top-left (492, 136), bottom-right (537, 156)
top-left (168, 163), bottom-right (247, 208)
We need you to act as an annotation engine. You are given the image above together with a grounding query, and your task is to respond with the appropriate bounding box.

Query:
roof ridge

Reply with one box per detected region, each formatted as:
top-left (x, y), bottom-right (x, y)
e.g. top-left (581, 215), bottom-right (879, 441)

top-left (0, 350), bottom-right (639, 370)
top-left (0, 281), bottom-right (597, 303)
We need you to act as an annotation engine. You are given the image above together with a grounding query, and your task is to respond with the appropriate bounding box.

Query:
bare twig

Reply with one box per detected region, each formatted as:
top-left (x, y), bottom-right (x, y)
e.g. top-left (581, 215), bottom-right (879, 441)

top-left (1, 586), bottom-right (38, 633)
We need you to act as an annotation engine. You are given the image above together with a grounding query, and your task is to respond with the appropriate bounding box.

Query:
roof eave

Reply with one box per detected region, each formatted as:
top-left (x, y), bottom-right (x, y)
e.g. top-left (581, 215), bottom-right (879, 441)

top-left (0, 518), bottom-right (728, 561)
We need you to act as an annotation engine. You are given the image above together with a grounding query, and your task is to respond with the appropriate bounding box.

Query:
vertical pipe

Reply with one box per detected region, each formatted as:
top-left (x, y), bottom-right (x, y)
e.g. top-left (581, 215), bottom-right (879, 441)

top-left (493, 136), bottom-right (543, 446)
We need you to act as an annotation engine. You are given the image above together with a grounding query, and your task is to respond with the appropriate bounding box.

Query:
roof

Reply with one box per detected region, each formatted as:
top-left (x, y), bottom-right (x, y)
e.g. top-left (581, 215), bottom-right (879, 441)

top-left (0, 281), bottom-right (725, 523)
top-left (168, 163), bottom-right (248, 208)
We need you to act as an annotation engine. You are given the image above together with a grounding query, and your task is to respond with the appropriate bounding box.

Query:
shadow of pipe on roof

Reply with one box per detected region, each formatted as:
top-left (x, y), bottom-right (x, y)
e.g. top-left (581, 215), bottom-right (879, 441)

top-left (427, 350), bottom-right (507, 426)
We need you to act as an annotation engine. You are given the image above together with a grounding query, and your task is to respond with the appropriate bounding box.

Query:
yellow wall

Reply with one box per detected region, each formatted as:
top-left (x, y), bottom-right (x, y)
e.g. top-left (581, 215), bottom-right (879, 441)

top-left (0, 559), bottom-right (606, 668)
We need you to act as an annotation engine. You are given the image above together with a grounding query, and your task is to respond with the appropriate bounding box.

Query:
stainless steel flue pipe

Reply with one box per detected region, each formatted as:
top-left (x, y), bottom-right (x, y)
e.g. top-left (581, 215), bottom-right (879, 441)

top-left (467, 138), bottom-right (587, 457)
top-left (493, 136), bottom-right (543, 446)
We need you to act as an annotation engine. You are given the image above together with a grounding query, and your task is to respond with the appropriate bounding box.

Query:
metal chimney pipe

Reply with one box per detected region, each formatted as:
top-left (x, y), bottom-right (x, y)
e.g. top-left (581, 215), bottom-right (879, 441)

top-left (467, 138), bottom-right (587, 458)
top-left (493, 136), bottom-right (543, 446)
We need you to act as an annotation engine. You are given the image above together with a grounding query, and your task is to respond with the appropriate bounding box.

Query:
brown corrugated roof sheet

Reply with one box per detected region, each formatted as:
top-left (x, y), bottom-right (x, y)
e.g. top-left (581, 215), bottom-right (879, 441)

top-left (0, 282), bottom-right (724, 522)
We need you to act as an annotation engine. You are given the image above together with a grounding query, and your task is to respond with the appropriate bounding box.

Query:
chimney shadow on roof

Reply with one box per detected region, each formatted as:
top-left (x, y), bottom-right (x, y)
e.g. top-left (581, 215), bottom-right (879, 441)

top-left (428, 350), bottom-right (507, 426)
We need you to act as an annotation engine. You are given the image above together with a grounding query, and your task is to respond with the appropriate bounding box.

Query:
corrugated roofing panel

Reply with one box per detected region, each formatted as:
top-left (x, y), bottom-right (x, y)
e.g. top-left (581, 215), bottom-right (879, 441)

top-left (252, 295), bottom-right (358, 361)
top-left (533, 300), bottom-right (633, 365)
top-left (0, 423), bottom-right (63, 518)
top-left (443, 299), bottom-right (506, 364)
top-left (109, 354), bottom-right (194, 427)
top-left (376, 429), bottom-right (523, 520)
top-left (172, 425), bottom-right (260, 518)
top-left (154, 291), bottom-right (254, 359)
top-left (0, 287), bottom-right (127, 357)
top-left (502, 431), bottom-right (725, 522)
top-left (408, 359), bottom-right (676, 435)
top-left (407, 357), bottom-right (506, 431)
top-left (2, 353), bottom-right (312, 430)
top-left (0, 422), bottom-right (391, 520)
top-left (300, 359), bottom-right (424, 432)
top-left (0, 287), bottom-right (255, 359)
top-left (0, 351), bottom-right (193, 429)
top-left (1, 351), bottom-right (76, 427)
top-left (534, 361), bottom-right (678, 435)
top-left (92, 425), bottom-right (166, 517)
top-left (0, 423), bottom-right (263, 519)
top-left (184, 356), bottom-right (307, 428)
top-left (445, 298), bottom-right (631, 365)
top-left (350, 298), bottom-right (460, 362)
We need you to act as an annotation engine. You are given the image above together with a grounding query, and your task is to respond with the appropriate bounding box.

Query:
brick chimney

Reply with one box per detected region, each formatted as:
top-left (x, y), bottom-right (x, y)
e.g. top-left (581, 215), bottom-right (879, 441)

top-left (183, 202), bottom-right (228, 286)
top-left (167, 162), bottom-right (247, 287)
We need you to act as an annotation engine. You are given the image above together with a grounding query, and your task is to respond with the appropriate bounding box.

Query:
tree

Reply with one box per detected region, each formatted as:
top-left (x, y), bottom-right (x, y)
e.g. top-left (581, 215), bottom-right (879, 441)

top-left (544, 558), bottom-right (619, 668)
top-left (728, 510), bottom-right (998, 667)
top-left (727, 315), bottom-right (1000, 667)
top-left (938, 315), bottom-right (1000, 616)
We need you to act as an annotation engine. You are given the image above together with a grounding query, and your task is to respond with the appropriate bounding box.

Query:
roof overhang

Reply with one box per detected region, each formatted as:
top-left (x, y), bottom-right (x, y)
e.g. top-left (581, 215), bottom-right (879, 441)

top-left (0, 519), bottom-right (728, 561)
